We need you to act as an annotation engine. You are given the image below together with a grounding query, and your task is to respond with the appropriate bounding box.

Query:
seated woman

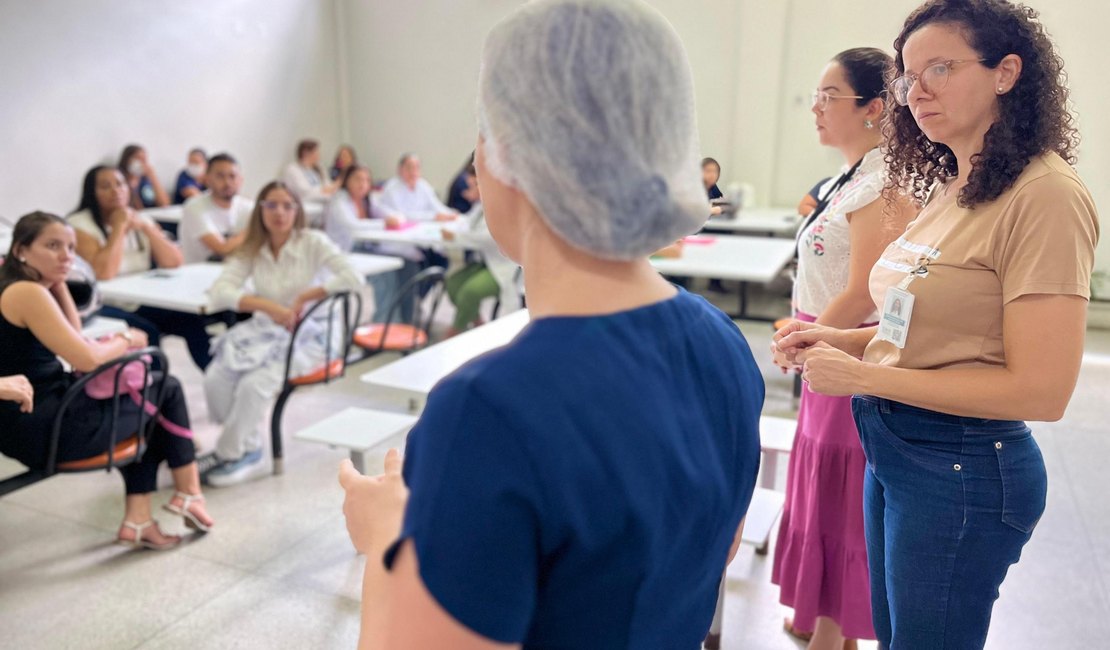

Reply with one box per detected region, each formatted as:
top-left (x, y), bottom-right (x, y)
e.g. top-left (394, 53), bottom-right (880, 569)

top-left (330, 145), bottom-right (358, 181)
top-left (324, 165), bottom-right (421, 323)
top-left (69, 165), bottom-right (213, 370)
top-left (338, 1), bottom-right (763, 647)
top-left (0, 212), bottom-right (213, 549)
top-left (442, 186), bottom-right (522, 337)
top-left (202, 181), bottom-right (363, 487)
top-left (446, 153), bottom-right (480, 214)
top-left (702, 157), bottom-right (725, 216)
top-left (173, 147), bottom-right (208, 204)
top-left (118, 144), bottom-right (170, 209)
top-left (0, 374), bottom-right (32, 413)
top-left (283, 139), bottom-right (340, 203)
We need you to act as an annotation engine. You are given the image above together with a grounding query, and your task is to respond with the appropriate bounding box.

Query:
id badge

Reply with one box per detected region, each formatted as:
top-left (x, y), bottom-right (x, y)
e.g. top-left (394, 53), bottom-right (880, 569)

top-left (877, 287), bottom-right (915, 349)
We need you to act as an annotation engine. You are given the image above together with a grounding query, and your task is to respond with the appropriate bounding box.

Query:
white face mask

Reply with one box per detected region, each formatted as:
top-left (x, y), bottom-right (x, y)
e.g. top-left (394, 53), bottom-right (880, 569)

top-left (128, 160), bottom-right (145, 176)
top-left (186, 164), bottom-right (205, 178)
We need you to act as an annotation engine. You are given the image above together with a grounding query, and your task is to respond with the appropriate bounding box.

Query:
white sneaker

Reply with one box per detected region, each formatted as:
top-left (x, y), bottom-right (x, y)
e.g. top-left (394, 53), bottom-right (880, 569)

top-left (206, 450), bottom-right (268, 487)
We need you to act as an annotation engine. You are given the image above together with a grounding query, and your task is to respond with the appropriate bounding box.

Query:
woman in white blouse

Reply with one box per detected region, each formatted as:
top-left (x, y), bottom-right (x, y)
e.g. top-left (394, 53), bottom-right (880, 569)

top-left (324, 164), bottom-right (425, 323)
top-left (771, 48), bottom-right (916, 650)
top-left (282, 139), bottom-right (340, 203)
top-left (202, 181), bottom-right (362, 487)
top-left (69, 165), bottom-right (215, 370)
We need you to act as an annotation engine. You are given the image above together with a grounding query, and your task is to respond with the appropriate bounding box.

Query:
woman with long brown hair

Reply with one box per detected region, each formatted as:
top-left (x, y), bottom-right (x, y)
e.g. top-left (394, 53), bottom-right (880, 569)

top-left (201, 181), bottom-right (361, 487)
top-left (774, 1), bottom-right (1098, 646)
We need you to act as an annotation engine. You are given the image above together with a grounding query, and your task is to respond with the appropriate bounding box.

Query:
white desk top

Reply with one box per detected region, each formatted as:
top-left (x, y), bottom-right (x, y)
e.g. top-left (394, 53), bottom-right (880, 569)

top-left (80, 316), bottom-right (129, 340)
top-left (651, 235), bottom-right (796, 284)
top-left (141, 205), bottom-right (185, 224)
top-left (347, 253), bottom-right (404, 276)
top-left (361, 310), bottom-right (531, 398)
top-left (98, 263), bottom-right (224, 314)
top-left (351, 221), bottom-right (468, 249)
top-left (142, 202), bottom-right (323, 225)
top-left (294, 407), bottom-right (418, 451)
top-left (98, 253), bottom-right (399, 314)
top-left (702, 207), bottom-right (801, 237)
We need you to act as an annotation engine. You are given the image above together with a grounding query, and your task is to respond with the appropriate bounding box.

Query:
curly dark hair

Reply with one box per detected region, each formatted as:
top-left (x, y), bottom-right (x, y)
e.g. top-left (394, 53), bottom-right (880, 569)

top-left (883, 0), bottom-right (1079, 208)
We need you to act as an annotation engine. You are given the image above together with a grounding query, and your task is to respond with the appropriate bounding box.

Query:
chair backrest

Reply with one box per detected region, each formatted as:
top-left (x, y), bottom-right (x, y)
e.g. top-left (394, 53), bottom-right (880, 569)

top-left (281, 291), bottom-right (362, 386)
top-left (375, 266), bottom-right (447, 352)
top-left (46, 347), bottom-right (169, 475)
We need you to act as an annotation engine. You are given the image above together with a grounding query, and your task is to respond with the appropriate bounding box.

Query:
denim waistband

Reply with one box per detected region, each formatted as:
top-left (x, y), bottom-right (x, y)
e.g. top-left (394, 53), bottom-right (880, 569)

top-left (854, 395), bottom-right (1029, 437)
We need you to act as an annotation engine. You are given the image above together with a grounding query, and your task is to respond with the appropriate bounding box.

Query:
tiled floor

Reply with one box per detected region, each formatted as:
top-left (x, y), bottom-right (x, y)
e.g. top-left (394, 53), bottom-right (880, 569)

top-left (1, 284), bottom-right (1107, 649)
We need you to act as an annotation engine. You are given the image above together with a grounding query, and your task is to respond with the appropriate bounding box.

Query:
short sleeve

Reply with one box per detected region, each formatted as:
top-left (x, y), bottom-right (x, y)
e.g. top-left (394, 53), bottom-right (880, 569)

top-left (384, 374), bottom-right (542, 643)
top-left (995, 174), bottom-right (1100, 304)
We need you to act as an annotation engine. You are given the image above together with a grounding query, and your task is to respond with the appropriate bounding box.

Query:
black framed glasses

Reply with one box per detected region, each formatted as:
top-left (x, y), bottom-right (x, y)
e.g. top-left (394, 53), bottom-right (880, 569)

top-left (889, 58), bottom-right (987, 106)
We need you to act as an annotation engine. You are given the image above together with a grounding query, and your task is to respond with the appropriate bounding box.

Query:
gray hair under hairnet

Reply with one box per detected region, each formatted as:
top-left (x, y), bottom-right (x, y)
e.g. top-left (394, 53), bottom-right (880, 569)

top-left (477, 0), bottom-right (708, 260)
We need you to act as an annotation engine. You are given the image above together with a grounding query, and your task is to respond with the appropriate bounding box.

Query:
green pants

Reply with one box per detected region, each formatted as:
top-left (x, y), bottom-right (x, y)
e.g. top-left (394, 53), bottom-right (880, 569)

top-left (445, 263), bottom-right (501, 330)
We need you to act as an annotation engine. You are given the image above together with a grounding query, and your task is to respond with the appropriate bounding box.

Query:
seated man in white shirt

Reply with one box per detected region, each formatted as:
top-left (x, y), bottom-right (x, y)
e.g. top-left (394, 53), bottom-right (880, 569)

top-left (378, 153), bottom-right (458, 222)
top-left (179, 153), bottom-right (255, 264)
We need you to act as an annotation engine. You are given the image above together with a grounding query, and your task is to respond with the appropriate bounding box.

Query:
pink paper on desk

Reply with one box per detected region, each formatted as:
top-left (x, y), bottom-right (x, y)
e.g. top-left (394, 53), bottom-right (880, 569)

top-left (387, 221), bottom-right (420, 231)
top-left (683, 236), bottom-right (716, 245)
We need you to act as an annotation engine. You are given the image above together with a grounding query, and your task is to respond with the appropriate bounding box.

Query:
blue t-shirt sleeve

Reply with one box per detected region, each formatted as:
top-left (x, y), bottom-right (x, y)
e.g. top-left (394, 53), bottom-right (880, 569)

top-left (384, 372), bottom-right (542, 643)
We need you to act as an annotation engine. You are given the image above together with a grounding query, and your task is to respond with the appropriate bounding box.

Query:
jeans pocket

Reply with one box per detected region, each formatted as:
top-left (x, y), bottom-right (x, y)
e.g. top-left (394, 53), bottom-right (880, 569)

top-left (995, 435), bottom-right (1047, 534)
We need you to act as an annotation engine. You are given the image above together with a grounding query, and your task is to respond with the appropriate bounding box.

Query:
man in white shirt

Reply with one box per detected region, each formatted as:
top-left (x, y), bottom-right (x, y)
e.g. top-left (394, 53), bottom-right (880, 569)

top-left (180, 153), bottom-right (255, 264)
top-left (378, 154), bottom-right (458, 222)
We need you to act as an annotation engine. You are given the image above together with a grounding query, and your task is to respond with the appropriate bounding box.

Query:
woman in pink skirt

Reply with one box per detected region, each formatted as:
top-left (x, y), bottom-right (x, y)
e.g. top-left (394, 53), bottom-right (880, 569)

top-left (771, 48), bottom-right (915, 650)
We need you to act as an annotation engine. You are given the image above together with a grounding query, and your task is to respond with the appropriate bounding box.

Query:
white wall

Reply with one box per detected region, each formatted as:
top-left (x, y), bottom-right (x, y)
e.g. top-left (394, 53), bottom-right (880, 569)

top-left (0, 0), bottom-right (343, 222)
top-left (3, 1), bottom-right (1105, 283)
top-left (339, 0), bottom-right (1107, 283)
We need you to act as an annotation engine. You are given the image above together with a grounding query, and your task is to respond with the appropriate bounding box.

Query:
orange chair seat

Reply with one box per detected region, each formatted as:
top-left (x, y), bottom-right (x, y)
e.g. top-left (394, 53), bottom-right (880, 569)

top-left (773, 317), bottom-right (793, 331)
top-left (57, 437), bottom-right (139, 471)
top-left (290, 359), bottom-right (345, 386)
top-left (353, 324), bottom-right (428, 352)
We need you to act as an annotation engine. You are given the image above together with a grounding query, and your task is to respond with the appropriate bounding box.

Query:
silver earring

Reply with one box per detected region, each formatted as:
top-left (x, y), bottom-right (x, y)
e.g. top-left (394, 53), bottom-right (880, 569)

top-left (865, 120), bottom-right (874, 129)
top-left (18, 257), bottom-right (26, 263)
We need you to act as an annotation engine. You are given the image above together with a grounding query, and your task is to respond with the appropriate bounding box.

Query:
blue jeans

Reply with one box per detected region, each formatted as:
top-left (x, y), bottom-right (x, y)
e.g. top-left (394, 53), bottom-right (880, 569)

top-left (851, 396), bottom-right (1046, 650)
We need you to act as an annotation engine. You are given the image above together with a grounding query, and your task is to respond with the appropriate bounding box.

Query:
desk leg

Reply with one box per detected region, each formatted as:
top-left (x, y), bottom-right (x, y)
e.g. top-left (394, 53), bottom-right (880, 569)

top-left (738, 281), bottom-right (749, 319)
top-left (350, 450), bottom-right (368, 475)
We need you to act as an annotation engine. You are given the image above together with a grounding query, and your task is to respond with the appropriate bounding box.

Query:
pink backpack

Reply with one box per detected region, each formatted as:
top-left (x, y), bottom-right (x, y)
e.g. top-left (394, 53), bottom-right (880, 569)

top-left (82, 355), bottom-right (193, 439)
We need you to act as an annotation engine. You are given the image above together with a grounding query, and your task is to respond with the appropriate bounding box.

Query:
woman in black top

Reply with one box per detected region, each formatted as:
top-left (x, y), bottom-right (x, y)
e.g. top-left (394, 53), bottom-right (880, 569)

top-left (0, 212), bottom-right (214, 549)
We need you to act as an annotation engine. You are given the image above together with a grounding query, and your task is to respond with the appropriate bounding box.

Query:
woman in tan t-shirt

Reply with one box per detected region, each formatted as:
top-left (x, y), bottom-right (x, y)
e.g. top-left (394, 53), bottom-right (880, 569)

top-left (772, 2), bottom-right (1098, 648)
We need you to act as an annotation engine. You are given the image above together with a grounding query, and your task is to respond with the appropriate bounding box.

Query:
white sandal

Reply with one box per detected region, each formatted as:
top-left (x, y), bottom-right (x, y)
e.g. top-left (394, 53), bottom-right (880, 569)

top-left (162, 492), bottom-right (212, 533)
top-left (116, 520), bottom-right (181, 551)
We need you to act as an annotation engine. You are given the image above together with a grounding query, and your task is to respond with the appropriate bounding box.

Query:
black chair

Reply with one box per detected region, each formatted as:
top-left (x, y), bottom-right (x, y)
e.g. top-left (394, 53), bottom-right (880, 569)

top-left (0, 348), bottom-right (169, 497)
top-left (269, 291), bottom-right (361, 475)
top-left (353, 266), bottom-right (447, 358)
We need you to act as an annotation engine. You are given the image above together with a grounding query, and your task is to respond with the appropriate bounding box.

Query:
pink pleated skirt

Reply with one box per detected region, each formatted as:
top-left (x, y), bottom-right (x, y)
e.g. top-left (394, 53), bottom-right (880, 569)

top-left (770, 311), bottom-right (875, 640)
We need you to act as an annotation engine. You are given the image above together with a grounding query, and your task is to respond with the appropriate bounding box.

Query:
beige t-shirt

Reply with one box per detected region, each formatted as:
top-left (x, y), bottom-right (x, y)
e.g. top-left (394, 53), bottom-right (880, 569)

top-left (68, 209), bottom-right (155, 277)
top-left (864, 152), bottom-right (1099, 370)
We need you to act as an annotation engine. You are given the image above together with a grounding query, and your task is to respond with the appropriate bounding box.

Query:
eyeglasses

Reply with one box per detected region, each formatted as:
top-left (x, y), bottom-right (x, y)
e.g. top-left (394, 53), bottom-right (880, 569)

top-left (811, 90), bottom-right (864, 111)
top-left (889, 58), bottom-right (986, 106)
top-left (261, 200), bottom-right (297, 212)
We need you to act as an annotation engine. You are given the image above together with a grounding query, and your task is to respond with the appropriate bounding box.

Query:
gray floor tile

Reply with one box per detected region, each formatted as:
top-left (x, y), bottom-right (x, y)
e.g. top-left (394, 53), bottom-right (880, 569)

top-left (135, 574), bottom-right (361, 650)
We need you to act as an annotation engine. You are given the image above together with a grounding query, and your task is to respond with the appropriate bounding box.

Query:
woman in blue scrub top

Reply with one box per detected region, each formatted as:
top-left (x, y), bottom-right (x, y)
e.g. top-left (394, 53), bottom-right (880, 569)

top-left (339, 2), bottom-right (764, 648)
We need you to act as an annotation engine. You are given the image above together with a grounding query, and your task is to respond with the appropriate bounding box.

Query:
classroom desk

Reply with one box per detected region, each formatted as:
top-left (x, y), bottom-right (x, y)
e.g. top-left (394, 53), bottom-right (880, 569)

top-left (142, 202), bottom-right (325, 226)
top-left (360, 309), bottom-right (531, 402)
top-left (650, 234), bottom-right (796, 321)
top-left (701, 207), bottom-right (801, 238)
top-left (350, 221), bottom-right (471, 249)
top-left (80, 316), bottom-right (129, 339)
top-left (98, 254), bottom-right (401, 314)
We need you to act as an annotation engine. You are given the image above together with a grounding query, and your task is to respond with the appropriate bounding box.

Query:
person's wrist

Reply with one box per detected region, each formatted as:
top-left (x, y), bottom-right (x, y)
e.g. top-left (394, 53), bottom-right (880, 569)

top-left (856, 362), bottom-right (880, 396)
